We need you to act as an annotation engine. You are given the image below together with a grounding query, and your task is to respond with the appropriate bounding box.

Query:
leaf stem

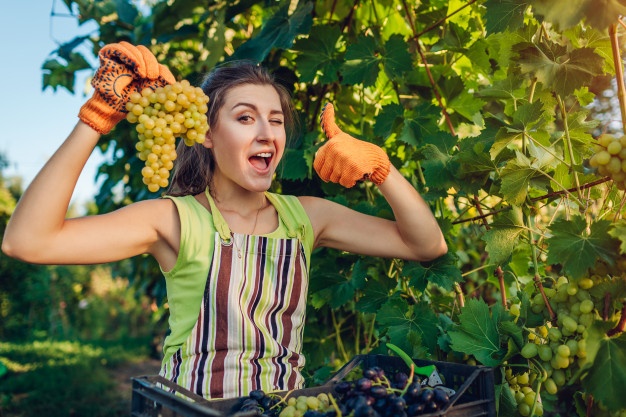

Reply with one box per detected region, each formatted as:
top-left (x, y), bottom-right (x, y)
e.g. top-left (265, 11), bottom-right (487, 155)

top-left (556, 95), bottom-right (583, 203)
top-left (495, 266), bottom-right (507, 308)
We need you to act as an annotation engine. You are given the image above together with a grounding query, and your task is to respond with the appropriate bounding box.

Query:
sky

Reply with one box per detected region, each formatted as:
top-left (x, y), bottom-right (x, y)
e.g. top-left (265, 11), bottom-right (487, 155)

top-left (0, 1), bottom-right (106, 209)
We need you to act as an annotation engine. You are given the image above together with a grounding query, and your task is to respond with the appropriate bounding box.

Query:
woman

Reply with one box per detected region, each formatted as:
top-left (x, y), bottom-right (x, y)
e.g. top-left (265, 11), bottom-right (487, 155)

top-left (2, 42), bottom-right (447, 398)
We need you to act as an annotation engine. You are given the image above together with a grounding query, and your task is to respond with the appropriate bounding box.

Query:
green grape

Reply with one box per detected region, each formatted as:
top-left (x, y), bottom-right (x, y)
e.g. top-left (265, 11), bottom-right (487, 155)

top-left (510, 303), bottom-right (521, 316)
top-left (566, 339), bottom-right (579, 356)
top-left (518, 403), bottom-right (531, 416)
top-left (556, 344), bottom-right (571, 358)
top-left (608, 141), bottom-right (622, 155)
top-left (544, 377), bottom-right (558, 395)
top-left (552, 369), bottom-right (566, 386)
top-left (561, 316), bottom-right (578, 334)
top-left (548, 327), bottom-right (562, 342)
top-left (580, 299), bottom-right (595, 314)
top-left (521, 343), bottom-right (539, 359)
top-left (538, 344), bottom-right (553, 361)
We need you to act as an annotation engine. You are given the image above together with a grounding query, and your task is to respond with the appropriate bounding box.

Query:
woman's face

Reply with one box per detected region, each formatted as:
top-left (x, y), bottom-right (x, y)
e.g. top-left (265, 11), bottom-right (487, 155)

top-left (204, 83), bottom-right (286, 194)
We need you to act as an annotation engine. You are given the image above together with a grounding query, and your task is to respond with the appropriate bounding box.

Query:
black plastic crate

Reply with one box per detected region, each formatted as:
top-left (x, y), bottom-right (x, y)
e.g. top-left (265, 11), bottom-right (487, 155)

top-left (131, 355), bottom-right (495, 417)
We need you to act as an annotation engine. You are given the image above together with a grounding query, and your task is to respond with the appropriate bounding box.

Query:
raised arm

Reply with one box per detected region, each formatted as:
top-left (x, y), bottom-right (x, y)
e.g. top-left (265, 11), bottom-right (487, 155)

top-left (303, 103), bottom-right (447, 261)
top-left (2, 42), bottom-right (179, 267)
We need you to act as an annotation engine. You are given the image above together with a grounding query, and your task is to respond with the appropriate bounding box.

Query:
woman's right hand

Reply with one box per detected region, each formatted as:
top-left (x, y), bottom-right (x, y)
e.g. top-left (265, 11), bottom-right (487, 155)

top-left (78, 41), bottom-right (175, 134)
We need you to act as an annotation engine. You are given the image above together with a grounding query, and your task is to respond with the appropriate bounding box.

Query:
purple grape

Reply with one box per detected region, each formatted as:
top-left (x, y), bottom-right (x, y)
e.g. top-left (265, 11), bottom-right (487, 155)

top-left (356, 377), bottom-right (373, 392)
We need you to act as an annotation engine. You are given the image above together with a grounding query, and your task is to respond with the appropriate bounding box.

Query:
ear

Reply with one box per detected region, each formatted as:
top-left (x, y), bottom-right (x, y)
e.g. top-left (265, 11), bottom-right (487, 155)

top-left (202, 130), bottom-right (213, 149)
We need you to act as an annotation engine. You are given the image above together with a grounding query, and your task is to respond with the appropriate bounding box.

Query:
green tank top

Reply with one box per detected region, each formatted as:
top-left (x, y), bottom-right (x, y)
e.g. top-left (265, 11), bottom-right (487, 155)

top-left (160, 190), bottom-right (314, 362)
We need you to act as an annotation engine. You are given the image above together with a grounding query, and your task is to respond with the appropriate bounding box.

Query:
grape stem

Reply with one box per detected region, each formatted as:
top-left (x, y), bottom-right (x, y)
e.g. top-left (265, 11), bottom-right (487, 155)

top-left (533, 274), bottom-right (556, 321)
top-left (327, 392), bottom-right (343, 417)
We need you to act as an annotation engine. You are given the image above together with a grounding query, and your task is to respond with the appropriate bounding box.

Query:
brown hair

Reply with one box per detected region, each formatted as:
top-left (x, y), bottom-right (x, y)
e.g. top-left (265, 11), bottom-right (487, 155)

top-left (166, 61), bottom-right (297, 197)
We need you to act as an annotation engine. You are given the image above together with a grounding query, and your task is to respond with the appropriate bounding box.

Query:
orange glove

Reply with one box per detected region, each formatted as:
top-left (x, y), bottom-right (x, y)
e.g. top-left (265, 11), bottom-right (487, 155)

top-left (78, 41), bottom-right (175, 134)
top-left (314, 103), bottom-right (390, 188)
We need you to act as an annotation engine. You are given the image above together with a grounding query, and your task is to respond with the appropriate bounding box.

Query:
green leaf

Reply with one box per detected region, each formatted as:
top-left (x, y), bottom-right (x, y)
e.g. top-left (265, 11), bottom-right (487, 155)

top-left (531, 0), bottom-right (588, 30)
top-left (279, 148), bottom-right (308, 181)
top-left (448, 299), bottom-right (509, 366)
top-left (230, 2), bottom-right (313, 62)
top-left (516, 41), bottom-right (605, 96)
top-left (511, 100), bottom-right (547, 130)
top-left (419, 144), bottom-right (459, 191)
top-left (403, 252), bottom-right (463, 292)
top-left (340, 34), bottom-right (381, 87)
top-left (583, 0), bottom-right (626, 31)
top-left (609, 221), bottom-right (626, 254)
top-left (374, 103), bottom-right (404, 139)
top-left (582, 334), bottom-right (626, 411)
top-left (355, 278), bottom-right (397, 314)
top-left (499, 151), bottom-right (542, 205)
top-left (483, 0), bottom-right (531, 34)
top-left (383, 34), bottom-right (413, 80)
top-left (293, 25), bottom-right (343, 83)
top-left (377, 298), bottom-right (439, 354)
top-left (482, 207), bottom-right (526, 266)
top-left (448, 90), bottom-right (486, 121)
top-left (546, 217), bottom-right (620, 279)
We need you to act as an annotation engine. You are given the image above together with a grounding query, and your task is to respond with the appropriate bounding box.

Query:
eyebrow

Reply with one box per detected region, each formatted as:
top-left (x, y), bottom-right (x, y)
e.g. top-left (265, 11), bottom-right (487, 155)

top-left (231, 102), bottom-right (283, 115)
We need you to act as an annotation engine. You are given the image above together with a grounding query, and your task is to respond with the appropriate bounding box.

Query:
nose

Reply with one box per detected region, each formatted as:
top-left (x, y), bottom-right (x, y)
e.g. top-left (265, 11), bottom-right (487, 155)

top-left (256, 118), bottom-right (275, 142)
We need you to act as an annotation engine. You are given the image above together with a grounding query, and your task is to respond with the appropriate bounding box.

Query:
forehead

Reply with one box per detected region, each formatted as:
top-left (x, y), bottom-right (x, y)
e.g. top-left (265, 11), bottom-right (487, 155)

top-left (223, 84), bottom-right (282, 109)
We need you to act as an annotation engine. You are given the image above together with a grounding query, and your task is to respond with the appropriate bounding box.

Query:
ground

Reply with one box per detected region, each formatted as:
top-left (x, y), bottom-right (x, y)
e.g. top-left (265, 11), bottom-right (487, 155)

top-left (110, 357), bottom-right (162, 405)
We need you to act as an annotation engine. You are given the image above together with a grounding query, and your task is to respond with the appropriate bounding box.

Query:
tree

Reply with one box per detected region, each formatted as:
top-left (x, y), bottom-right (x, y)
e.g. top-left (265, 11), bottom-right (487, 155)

top-left (43, 0), bottom-right (626, 415)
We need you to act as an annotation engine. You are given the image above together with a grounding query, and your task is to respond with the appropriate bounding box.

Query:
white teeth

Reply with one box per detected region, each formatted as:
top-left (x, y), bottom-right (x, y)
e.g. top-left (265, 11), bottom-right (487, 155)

top-left (255, 152), bottom-right (272, 157)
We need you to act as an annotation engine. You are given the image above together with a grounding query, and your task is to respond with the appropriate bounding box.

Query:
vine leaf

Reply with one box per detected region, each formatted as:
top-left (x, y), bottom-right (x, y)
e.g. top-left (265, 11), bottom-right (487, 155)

top-left (499, 145), bottom-right (553, 205)
top-left (383, 34), bottom-right (414, 80)
top-left (308, 260), bottom-right (368, 309)
top-left (341, 34), bottom-right (380, 87)
top-left (546, 217), bottom-right (619, 279)
top-left (293, 25), bottom-right (343, 83)
top-left (355, 277), bottom-right (397, 314)
top-left (531, 0), bottom-right (587, 30)
top-left (377, 297), bottom-right (439, 355)
top-left (482, 207), bottom-right (526, 266)
top-left (483, 0), bottom-right (531, 34)
top-left (374, 103), bottom-right (405, 139)
top-left (403, 252), bottom-right (463, 292)
top-left (582, 334), bottom-right (626, 411)
top-left (448, 298), bottom-right (509, 367)
top-left (516, 41), bottom-right (605, 97)
top-left (229, 2), bottom-right (313, 62)
top-left (582, 0), bottom-right (626, 31)
top-left (608, 220), bottom-right (626, 254)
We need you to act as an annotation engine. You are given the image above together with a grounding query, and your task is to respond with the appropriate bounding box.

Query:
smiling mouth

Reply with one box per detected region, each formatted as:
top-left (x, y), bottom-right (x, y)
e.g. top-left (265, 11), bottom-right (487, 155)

top-left (249, 152), bottom-right (273, 170)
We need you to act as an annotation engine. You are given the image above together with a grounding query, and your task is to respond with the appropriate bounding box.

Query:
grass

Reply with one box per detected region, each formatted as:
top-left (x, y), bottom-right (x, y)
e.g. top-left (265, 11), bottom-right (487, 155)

top-left (0, 337), bottom-right (154, 417)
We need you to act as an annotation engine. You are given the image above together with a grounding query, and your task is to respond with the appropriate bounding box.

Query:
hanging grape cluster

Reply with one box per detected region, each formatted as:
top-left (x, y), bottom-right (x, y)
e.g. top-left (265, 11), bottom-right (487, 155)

top-left (589, 133), bottom-right (626, 190)
top-left (509, 275), bottom-right (595, 416)
top-left (125, 80), bottom-right (210, 192)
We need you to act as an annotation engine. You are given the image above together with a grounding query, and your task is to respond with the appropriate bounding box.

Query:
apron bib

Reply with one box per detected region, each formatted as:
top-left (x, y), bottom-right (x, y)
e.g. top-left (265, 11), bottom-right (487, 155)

top-left (160, 191), bottom-right (309, 399)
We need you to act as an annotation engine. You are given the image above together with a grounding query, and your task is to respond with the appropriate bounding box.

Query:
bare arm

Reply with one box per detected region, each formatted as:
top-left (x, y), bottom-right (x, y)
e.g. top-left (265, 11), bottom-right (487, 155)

top-left (2, 121), bottom-right (178, 266)
top-left (301, 165), bottom-right (447, 261)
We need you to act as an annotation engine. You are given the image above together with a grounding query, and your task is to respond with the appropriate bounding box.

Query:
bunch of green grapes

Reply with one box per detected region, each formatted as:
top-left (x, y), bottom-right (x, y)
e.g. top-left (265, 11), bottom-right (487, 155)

top-left (504, 367), bottom-right (543, 416)
top-left (125, 80), bottom-right (210, 192)
top-left (521, 276), bottom-right (594, 400)
top-left (236, 389), bottom-right (332, 417)
top-left (589, 133), bottom-right (626, 190)
top-left (278, 394), bottom-right (331, 417)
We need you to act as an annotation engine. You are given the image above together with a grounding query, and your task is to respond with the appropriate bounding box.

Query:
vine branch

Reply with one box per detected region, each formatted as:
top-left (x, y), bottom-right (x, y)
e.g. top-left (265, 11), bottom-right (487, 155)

top-left (452, 178), bottom-right (610, 225)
